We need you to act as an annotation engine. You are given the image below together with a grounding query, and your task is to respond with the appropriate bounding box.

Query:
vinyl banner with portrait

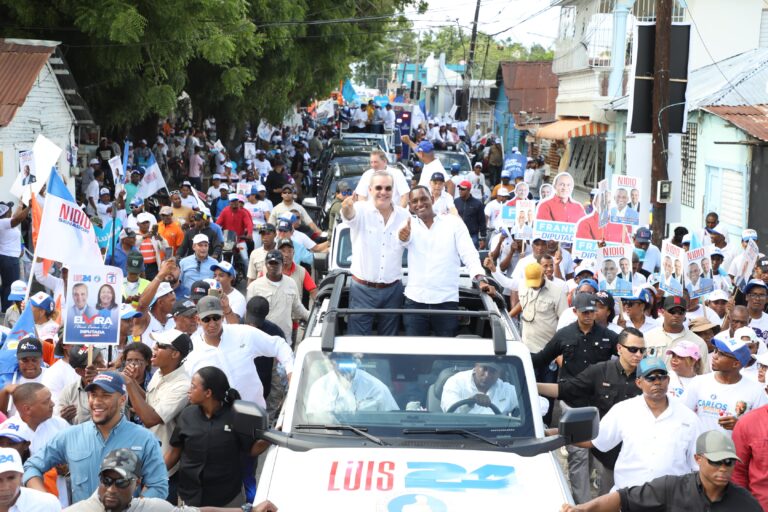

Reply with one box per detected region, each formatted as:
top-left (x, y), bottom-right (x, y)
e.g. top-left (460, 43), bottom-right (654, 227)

top-left (660, 241), bottom-right (685, 297)
top-left (64, 265), bottom-right (123, 345)
top-left (515, 200), bottom-right (536, 240)
top-left (534, 172), bottom-right (586, 243)
top-left (598, 244), bottom-right (635, 297)
top-left (610, 175), bottom-right (641, 225)
top-left (10, 150), bottom-right (36, 198)
top-left (685, 246), bottom-right (714, 299)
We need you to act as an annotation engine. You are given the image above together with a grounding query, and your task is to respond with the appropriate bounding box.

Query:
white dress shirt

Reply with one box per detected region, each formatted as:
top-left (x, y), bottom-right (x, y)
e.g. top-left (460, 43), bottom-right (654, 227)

top-left (306, 369), bottom-right (399, 415)
top-left (402, 214), bottom-right (484, 304)
top-left (342, 201), bottom-right (409, 284)
top-left (418, 159), bottom-right (449, 187)
top-left (440, 370), bottom-right (519, 414)
top-left (592, 394), bottom-right (701, 491)
top-left (187, 324), bottom-right (294, 409)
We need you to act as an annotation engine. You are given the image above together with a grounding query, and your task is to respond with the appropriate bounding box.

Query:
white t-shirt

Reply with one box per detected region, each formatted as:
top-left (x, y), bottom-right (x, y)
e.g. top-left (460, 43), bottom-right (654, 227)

top-left (41, 360), bottom-right (79, 413)
top-left (11, 487), bottom-right (61, 511)
top-left (291, 230), bottom-right (316, 250)
top-left (432, 191), bottom-right (455, 216)
top-left (180, 194), bottom-right (198, 209)
top-left (0, 218), bottom-right (22, 258)
top-left (684, 372), bottom-right (768, 436)
top-left (749, 313), bottom-right (768, 345)
top-left (8, 370), bottom-right (46, 417)
top-left (85, 181), bottom-right (100, 215)
top-left (484, 201), bottom-right (504, 230)
top-left (418, 159), bottom-right (449, 187)
top-left (227, 288), bottom-right (247, 318)
top-left (685, 305), bottom-right (721, 327)
top-left (306, 369), bottom-right (399, 415)
top-left (244, 201), bottom-right (271, 227)
top-left (668, 370), bottom-right (695, 403)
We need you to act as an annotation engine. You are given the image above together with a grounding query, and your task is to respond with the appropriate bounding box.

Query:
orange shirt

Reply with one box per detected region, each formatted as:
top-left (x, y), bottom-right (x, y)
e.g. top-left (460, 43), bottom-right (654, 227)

top-left (158, 221), bottom-right (184, 255)
top-left (139, 238), bottom-right (157, 264)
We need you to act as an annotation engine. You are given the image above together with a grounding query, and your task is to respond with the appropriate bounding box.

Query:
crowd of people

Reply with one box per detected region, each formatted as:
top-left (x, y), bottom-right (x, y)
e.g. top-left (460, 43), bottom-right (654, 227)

top-left (0, 107), bottom-right (766, 510)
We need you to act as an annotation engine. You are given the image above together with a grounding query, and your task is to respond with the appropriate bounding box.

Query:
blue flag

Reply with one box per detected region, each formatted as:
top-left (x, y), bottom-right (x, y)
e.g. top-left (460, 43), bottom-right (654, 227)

top-left (0, 305), bottom-right (36, 387)
top-left (342, 79), bottom-right (358, 104)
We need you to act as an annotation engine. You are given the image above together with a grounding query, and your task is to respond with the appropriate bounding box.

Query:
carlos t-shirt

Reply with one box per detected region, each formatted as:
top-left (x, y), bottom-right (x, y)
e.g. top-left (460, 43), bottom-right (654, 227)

top-left (684, 372), bottom-right (768, 436)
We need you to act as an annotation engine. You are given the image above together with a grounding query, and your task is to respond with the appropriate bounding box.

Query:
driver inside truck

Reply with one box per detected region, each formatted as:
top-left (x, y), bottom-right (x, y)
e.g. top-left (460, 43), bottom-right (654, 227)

top-left (306, 355), bottom-right (400, 414)
top-left (441, 362), bottom-right (519, 415)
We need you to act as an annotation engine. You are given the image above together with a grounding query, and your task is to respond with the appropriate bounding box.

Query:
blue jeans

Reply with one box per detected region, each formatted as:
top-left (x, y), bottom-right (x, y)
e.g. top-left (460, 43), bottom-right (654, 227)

top-left (241, 454), bottom-right (257, 503)
top-left (0, 255), bottom-right (19, 312)
top-left (403, 297), bottom-right (459, 337)
top-left (348, 280), bottom-right (403, 335)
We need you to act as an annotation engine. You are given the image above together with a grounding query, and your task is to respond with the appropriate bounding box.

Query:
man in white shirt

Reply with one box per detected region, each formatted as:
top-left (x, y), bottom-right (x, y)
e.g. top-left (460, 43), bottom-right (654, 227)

top-left (484, 187), bottom-right (509, 231)
top-left (743, 279), bottom-right (768, 343)
top-left (354, 150), bottom-right (410, 206)
top-left (186, 296), bottom-right (294, 410)
top-left (210, 261), bottom-right (246, 319)
top-left (398, 187), bottom-right (495, 336)
top-left (0, 446), bottom-right (61, 511)
top-left (342, 172), bottom-right (409, 336)
top-left (383, 104), bottom-right (396, 131)
top-left (441, 362), bottom-right (519, 415)
top-left (645, 295), bottom-right (710, 370)
top-left (252, 151), bottom-right (272, 180)
top-left (581, 358), bottom-right (701, 491)
top-left (634, 228), bottom-right (661, 274)
top-left (401, 138), bottom-right (455, 196)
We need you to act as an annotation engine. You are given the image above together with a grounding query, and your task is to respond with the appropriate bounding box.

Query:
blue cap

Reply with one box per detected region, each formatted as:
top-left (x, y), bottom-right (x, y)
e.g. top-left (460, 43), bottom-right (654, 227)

top-left (713, 338), bottom-right (753, 367)
top-left (119, 303), bottom-right (142, 320)
top-left (416, 140), bottom-right (434, 153)
top-left (211, 261), bottom-right (236, 277)
top-left (450, 163), bottom-right (461, 172)
top-left (129, 197), bottom-right (144, 207)
top-left (744, 279), bottom-right (768, 295)
top-left (638, 357), bottom-right (668, 378)
top-left (277, 219), bottom-right (293, 232)
top-left (29, 291), bottom-right (53, 312)
top-left (579, 278), bottom-right (599, 292)
top-left (84, 371), bottom-right (126, 395)
top-left (635, 227), bottom-right (652, 243)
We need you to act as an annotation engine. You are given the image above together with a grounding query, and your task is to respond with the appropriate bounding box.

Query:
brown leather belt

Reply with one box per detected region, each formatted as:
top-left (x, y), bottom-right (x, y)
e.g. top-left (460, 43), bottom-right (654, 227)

top-left (352, 275), bottom-right (400, 289)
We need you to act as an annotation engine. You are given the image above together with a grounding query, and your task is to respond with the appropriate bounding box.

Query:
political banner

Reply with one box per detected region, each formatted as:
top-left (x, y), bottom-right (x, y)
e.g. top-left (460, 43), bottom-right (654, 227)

top-left (503, 153), bottom-right (527, 180)
top-left (31, 134), bottom-right (62, 195)
top-left (660, 241), bottom-right (685, 296)
top-left (64, 265), bottom-right (122, 345)
top-left (243, 142), bottom-right (257, 161)
top-left (236, 182), bottom-right (252, 196)
top-left (610, 175), bottom-right (641, 225)
top-left (735, 239), bottom-right (760, 293)
top-left (534, 172), bottom-right (586, 243)
top-left (108, 155), bottom-right (124, 187)
top-left (685, 246), bottom-right (714, 299)
top-left (598, 244), bottom-right (635, 297)
top-left (9, 150), bottom-right (36, 198)
top-left (515, 200), bottom-right (536, 240)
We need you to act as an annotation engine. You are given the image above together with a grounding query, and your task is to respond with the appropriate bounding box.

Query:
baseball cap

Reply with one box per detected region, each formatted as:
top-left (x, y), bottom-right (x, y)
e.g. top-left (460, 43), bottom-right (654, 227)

top-left (637, 357), bottom-right (667, 378)
top-left (259, 223), bottom-right (276, 234)
top-left (245, 296), bottom-right (270, 325)
top-left (100, 448), bottom-right (143, 479)
top-left (0, 202), bottom-right (12, 217)
top-left (181, 180), bottom-right (192, 188)
top-left (665, 340), bottom-right (701, 360)
top-left (713, 337), bottom-right (753, 367)
top-left (497, 187), bottom-right (511, 197)
top-left (126, 251), bottom-right (144, 274)
top-left (211, 261), bottom-right (235, 277)
top-left (119, 303), bottom-right (142, 320)
top-left (500, 170), bottom-right (512, 180)
top-left (578, 278), bottom-right (599, 292)
top-left (37, 323), bottom-right (59, 343)
top-left (99, 187), bottom-right (110, 196)
top-left (151, 282), bottom-right (174, 306)
top-left (119, 228), bottom-right (137, 240)
top-left (473, 162), bottom-right (483, 168)
top-left (458, 180), bottom-right (472, 189)
top-left (450, 163), bottom-right (460, 173)
top-left (742, 229), bottom-right (758, 241)
top-left (430, 172), bottom-right (445, 182)
top-left (129, 197), bottom-right (144, 207)
top-left (150, 329), bottom-right (193, 360)
top-left (696, 430), bottom-right (741, 462)
top-left (69, 345), bottom-right (99, 369)
top-left (635, 227), bottom-right (652, 243)
top-left (172, 299), bottom-right (197, 317)
top-left (197, 296), bottom-right (224, 320)
top-left (277, 238), bottom-right (294, 249)
top-left (708, 289), bottom-right (729, 302)
top-left (681, 234), bottom-right (691, 244)
top-left (662, 295), bottom-right (688, 311)
top-left (266, 249), bottom-right (283, 263)
top-left (688, 316), bottom-right (719, 335)
top-left (277, 219), bottom-right (293, 232)
top-left (706, 224), bottom-right (724, 236)
top-left (189, 280), bottom-right (211, 301)
top-left (29, 291), bottom-right (53, 312)
top-left (759, 258), bottom-right (768, 272)
top-left (84, 371), bottom-right (126, 395)
top-left (192, 233), bottom-right (209, 245)
top-left (743, 279), bottom-right (768, 295)
top-left (0, 448), bottom-right (23, 474)
top-left (573, 293), bottom-right (598, 312)
top-left (159, 206), bottom-right (173, 216)
top-left (416, 140), bottom-right (434, 153)
top-left (89, 158), bottom-right (100, 165)
top-left (281, 183), bottom-right (295, 192)
top-left (16, 337), bottom-right (42, 359)
top-left (7, 280), bottom-right (27, 302)
top-left (524, 262), bottom-right (544, 288)
top-left (594, 291), bottom-right (615, 311)
top-left (0, 420), bottom-right (33, 443)
top-left (219, 184), bottom-right (230, 191)
top-left (136, 212), bottom-right (154, 225)
top-left (574, 260), bottom-right (596, 278)
top-left (212, 173), bottom-right (222, 180)
top-left (734, 326), bottom-right (758, 344)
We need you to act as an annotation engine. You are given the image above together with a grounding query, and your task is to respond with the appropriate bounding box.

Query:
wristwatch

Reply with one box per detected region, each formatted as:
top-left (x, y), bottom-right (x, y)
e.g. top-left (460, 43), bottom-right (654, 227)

top-left (241, 504), bottom-right (253, 512)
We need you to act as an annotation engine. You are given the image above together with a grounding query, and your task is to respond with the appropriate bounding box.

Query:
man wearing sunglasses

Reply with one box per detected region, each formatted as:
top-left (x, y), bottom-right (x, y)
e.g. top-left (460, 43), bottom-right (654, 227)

top-left (645, 295), bottom-right (710, 370)
top-left (562, 430), bottom-right (761, 511)
top-left (575, 358), bottom-right (701, 494)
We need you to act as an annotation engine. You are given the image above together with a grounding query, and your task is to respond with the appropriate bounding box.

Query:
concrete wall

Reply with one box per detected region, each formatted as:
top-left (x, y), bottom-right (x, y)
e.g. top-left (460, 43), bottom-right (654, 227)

top-left (0, 61), bottom-right (76, 203)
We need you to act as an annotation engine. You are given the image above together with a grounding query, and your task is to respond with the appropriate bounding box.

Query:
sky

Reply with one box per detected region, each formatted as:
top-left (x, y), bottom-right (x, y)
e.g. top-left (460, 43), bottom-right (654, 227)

top-left (405, 0), bottom-right (561, 48)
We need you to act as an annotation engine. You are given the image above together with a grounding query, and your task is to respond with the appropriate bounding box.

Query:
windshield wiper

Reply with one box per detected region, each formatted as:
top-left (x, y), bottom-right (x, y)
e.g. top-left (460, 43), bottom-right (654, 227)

top-left (402, 428), bottom-right (500, 447)
top-left (294, 424), bottom-right (388, 446)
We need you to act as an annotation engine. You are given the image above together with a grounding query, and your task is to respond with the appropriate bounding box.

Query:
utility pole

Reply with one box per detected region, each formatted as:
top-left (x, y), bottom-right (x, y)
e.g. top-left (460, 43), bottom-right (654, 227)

top-left (462, 0), bottom-right (481, 122)
top-left (650, 0), bottom-right (672, 246)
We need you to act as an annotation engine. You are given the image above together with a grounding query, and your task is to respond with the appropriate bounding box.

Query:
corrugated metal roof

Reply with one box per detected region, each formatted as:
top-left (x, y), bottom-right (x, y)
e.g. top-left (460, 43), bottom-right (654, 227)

top-left (704, 105), bottom-right (768, 142)
top-left (0, 40), bottom-right (55, 127)
top-left (498, 61), bottom-right (559, 125)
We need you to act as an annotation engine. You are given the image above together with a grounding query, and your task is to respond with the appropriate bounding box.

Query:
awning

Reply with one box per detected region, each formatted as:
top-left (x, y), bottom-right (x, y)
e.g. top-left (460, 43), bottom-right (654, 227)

top-left (535, 118), bottom-right (609, 140)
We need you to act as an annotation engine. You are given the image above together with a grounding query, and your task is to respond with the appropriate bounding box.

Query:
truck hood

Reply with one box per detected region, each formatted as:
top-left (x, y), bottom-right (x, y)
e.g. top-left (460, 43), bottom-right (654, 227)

top-left (257, 446), bottom-right (570, 510)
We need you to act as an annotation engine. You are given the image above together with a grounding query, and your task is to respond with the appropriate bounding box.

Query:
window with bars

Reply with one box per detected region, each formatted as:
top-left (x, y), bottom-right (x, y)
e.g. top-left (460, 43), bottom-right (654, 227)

top-left (680, 122), bottom-right (698, 208)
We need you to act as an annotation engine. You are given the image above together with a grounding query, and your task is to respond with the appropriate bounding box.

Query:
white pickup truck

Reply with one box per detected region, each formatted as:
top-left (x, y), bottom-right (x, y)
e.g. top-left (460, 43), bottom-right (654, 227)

top-left (234, 272), bottom-right (598, 510)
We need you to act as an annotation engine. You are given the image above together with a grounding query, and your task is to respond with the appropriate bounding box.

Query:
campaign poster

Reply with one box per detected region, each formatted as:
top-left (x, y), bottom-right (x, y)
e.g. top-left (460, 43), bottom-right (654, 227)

top-left (735, 239), bottom-right (760, 293)
top-left (610, 175), bottom-right (641, 225)
top-left (108, 155), bottom-right (124, 186)
top-left (236, 182), bottom-right (252, 196)
top-left (598, 244), bottom-right (634, 297)
top-left (64, 265), bottom-right (123, 345)
top-left (503, 153), bottom-right (526, 180)
top-left (500, 183), bottom-right (531, 227)
top-left (685, 246), bottom-right (714, 299)
top-left (10, 150), bottom-right (36, 198)
top-left (660, 241), bottom-right (685, 297)
top-left (515, 200), bottom-right (536, 240)
top-left (596, 179), bottom-right (610, 228)
top-left (244, 142), bottom-right (257, 161)
top-left (534, 172), bottom-right (586, 243)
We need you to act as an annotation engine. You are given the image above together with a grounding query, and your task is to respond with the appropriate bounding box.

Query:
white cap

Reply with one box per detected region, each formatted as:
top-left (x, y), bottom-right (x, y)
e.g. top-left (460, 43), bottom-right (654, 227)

top-left (682, 234), bottom-right (692, 244)
top-left (89, 158), bottom-right (100, 166)
top-left (99, 187), bottom-right (110, 196)
top-left (575, 259), bottom-right (596, 276)
top-left (735, 326), bottom-right (758, 343)
top-left (154, 282), bottom-right (174, 300)
top-left (136, 212), bottom-right (155, 225)
top-left (708, 289), bottom-right (729, 302)
top-left (0, 419), bottom-right (33, 443)
top-left (224, 162), bottom-right (233, 168)
top-left (212, 174), bottom-right (222, 180)
top-left (192, 234), bottom-right (209, 245)
top-left (0, 447), bottom-right (23, 473)
top-left (497, 188), bottom-right (510, 196)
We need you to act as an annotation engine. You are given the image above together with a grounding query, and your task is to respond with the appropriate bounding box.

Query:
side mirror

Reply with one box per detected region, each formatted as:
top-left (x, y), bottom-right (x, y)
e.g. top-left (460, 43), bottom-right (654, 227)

top-left (558, 406), bottom-right (598, 444)
top-left (302, 197), bottom-right (318, 209)
top-left (232, 400), bottom-right (268, 436)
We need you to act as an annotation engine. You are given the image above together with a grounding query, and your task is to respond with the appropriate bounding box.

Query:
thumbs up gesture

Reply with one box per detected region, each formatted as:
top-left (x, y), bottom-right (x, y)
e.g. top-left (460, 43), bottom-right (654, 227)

top-left (399, 216), bottom-right (412, 241)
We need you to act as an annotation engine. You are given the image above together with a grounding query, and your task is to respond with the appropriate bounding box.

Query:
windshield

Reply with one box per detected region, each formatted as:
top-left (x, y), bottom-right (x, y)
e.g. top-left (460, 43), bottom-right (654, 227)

top-left (324, 176), bottom-right (363, 212)
top-left (435, 152), bottom-right (471, 174)
top-left (293, 352), bottom-right (535, 440)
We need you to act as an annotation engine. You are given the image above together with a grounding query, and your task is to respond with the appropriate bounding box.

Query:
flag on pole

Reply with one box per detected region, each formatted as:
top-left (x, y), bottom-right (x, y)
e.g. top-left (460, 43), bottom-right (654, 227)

top-left (29, 192), bottom-right (54, 276)
top-left (0, 304), bottom-right (35, 387)
top-left (342, 79), bottom-right (358, 104)
top-left (192, 187), bottom-right (211, 218)
top-left (136, 153), bottom-right (168, 200)
top-left (36, 167), bottom-right (102, 266)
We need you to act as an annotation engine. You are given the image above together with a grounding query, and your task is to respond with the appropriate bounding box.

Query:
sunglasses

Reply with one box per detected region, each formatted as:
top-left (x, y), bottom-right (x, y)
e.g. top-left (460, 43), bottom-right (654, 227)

top-left (373, 185), bottom-right (393, 192)
top-left (706, 458), bottom-right (737, 468)
top-left (642, 373), bottom-right (669, 383)
top-left (100, 475), bottom-right (134, 488)
top-left (201, 315), bottom-right (222, 323)
top-left (154, 342), bottom-right (174, 351)
top-left (620, 344), bottom-right (647, 354)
